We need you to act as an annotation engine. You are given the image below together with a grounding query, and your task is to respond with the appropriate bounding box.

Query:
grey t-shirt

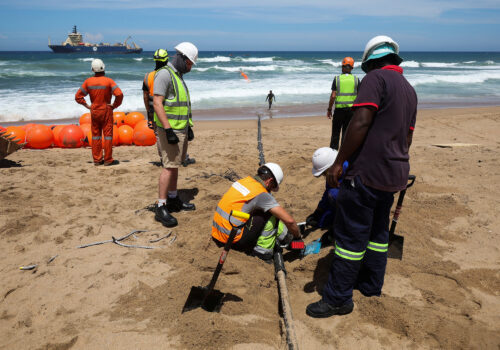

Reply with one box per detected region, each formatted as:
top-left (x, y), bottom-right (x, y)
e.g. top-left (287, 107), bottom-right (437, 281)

top-left (241, 191), bottom-right (279, 213)
top-left (153, 63), bottom-right (176, 100)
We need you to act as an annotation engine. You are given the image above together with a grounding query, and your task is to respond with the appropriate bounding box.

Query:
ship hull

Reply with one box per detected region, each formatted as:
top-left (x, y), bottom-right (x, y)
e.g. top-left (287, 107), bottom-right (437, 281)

top-left (49, 45), bottom-right (142, 54)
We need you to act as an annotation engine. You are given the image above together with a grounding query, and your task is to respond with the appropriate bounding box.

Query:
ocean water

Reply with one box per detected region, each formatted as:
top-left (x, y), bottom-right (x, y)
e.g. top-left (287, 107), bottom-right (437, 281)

top-left (0, 51), bottom-right (499, 123)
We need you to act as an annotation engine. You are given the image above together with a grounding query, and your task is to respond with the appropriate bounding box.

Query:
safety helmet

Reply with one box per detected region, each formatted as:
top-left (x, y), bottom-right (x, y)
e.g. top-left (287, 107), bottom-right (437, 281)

top-left (342, 57), bottom-right (354, 67)
top-left (91, 58), bottom-right (105, 73)
top-left (153, 49), bottom-right (169, 62)
top-left (361, 35), bottom-right (402, 72)
top-left (175, 42), bottom-right (198, 65)
top-left (262, 162), bottom-right (284, 188)
top-left (312, 147), bottom-right (338, 177)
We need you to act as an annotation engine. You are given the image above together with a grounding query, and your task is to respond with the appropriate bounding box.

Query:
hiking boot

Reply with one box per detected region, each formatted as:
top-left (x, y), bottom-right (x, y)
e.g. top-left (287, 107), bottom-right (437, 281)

top-left (155, 204), bottom-right (178, 227)
top-left (306, 299), bottom-right (354, 318)
top-left (167, 196), bottom-right (195, 212)
top-left (182, 156), bottom-right (196, 167)
top-left (104, 160), bottom-right (120, 166)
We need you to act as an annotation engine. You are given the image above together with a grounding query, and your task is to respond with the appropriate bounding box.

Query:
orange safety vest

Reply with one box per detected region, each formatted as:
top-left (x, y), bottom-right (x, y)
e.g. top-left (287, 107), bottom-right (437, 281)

top-left (212, 176), bottom-right (268, 243)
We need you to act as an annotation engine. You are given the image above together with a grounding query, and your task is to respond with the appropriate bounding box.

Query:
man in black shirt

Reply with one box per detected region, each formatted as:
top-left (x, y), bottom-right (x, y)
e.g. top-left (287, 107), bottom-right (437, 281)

top-left (306, 36), bottom-right (417, 318)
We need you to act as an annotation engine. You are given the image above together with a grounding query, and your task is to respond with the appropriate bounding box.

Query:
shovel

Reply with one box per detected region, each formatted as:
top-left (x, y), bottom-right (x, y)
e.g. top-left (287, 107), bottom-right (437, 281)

top-left (182, 210), bottom-right (250, 313)
top-left (388, 175), bottom-right (416, 260)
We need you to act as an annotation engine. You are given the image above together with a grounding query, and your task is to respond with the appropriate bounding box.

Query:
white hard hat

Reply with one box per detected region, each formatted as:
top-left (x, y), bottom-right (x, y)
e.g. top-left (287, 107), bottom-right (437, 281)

top-left (361, 35), bottom-right (402, 72)
top-left (91, 58), bottom-right (105, 73)
top-left (263, 162), bottom-right (284, 187)
top-left (175, 42), bottom-right (198, 65)
top-left (312, 147), bottom-right (338, 177)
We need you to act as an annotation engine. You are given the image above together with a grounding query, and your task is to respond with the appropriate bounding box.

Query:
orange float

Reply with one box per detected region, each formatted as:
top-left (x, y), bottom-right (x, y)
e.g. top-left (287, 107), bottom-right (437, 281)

top-left (125, 112), bottom-right (145, 128)
top-left (26, 124), bottom-right (53, 149)
top-left (80, 124), bottom-right (91, 146)
top-left (134, 119), bottom-right (148, 130)
top-left (133, 123), bottom-right (156, 146)
top-left (51, 125), bottom-right (66, 147)
top-left (118, 125), bottom-right (134, 145)
top-left (59, 125), bottom-right (84, 148)
top-left (0, 125), bottom-right (6, 133)
top-left (112, 125), bottom-right (120, 146)
top-left (4, 126), bottom-right (26, 144)
top-left (79, 113), bottom-right (91, 125)
top-left (113, 111), bottom-right (126, 127)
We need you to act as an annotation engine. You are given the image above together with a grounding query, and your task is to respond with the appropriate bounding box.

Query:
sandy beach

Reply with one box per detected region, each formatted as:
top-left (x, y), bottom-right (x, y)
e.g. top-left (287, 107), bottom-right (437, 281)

top-left (1, 106), bottom-right (499, 349)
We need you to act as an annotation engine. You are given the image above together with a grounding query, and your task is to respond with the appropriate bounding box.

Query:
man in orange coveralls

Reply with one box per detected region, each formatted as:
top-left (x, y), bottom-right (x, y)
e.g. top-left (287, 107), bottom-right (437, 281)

top-left (75, 58), bottom-right (123, 166)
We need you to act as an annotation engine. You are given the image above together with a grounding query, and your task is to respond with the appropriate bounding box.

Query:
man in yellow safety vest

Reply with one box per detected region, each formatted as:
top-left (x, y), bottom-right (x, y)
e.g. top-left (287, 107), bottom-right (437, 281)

top-left (327, 57), bottom-right (360, 150)
top-left (153, 42), bottom-right (197, 228)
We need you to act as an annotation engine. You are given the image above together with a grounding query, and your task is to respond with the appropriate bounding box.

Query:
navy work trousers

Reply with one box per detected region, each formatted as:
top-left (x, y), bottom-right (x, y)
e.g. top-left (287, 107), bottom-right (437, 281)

top-left (322, 175), bottom-right (395, 306)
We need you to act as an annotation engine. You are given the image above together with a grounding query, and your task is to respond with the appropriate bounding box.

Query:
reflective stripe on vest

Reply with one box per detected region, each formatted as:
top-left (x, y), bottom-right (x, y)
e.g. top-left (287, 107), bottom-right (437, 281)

top-left (335, 75), bottom-right (358, 108)
top-left (253, 216), bottom-right (288, 255)
top-left (154, 66), bottom-right (192, 130)
top-left (366, 241), bottom-right (388, 253)
top-left (334, 242), bottom-right (365, 261)
top-left (212, 176), bottom-right (268, 244)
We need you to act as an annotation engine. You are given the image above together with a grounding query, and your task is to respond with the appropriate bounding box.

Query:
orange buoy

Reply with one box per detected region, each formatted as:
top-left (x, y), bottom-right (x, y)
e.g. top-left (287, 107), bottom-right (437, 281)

top-left (80, 124), bottom-right (91, 146)
top-left (51, 125), bottom-right (66, 147)
top-left (86, 130), bottom-right (93, 147)
top-left (113, 111), bottom-right (126, 127)
top-left (59, 125), bottom-right (84, 148)
top-left (0, 125), bottom-right (6, 133)
top-left (134, 119), bottom-right (148, 130)
top-left (125, 112), bottom-right (145, 128)
top-left (4, 126), bottom-right (26, 144)
top-left (79, 113), bottom-right (91, 125)
top-left (26, 124), bottom-right (53, 149)
top-left (112, 125), bottom-right (120, 146)
top-left (118, 125), bottom-right (134, 145)
top-left (240, 70), bottom-right (250, 81)
top-left (133, 123), bottom-right (156, 146)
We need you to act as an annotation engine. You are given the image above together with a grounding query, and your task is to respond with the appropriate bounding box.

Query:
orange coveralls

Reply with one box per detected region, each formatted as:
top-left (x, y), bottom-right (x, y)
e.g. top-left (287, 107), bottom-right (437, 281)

top-left (75, 74), bottom-right (123, 164)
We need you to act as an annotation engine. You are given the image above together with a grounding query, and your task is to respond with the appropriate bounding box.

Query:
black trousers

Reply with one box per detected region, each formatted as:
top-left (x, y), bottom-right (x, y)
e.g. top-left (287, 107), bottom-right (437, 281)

top-left (213, 210), bottom-right (271, 252)
top-left (330, 107), bottom-right (353, 150)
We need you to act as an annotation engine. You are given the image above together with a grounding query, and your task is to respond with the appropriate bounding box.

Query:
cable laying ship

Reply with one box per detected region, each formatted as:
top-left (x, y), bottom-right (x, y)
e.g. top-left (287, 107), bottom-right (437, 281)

top-left (49, 26), bottom-right (143, 54)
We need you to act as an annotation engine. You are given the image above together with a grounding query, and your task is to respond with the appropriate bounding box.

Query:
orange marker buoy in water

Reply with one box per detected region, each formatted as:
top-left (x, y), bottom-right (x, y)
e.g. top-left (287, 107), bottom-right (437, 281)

top-left (60, 125), bottom-right (84, 148)
top-left (4, 126), bottom-right (26, 144)
top-left (79, 113), bottom-right (91, 125)
top-left (125, 112), bottom-right (145, 128)
top-left (240, 70), bottom-right (249, 81)
top-left (118, 125), bottom-right (134, 145)
top-left (133, 123), bottom-right (156, 146)
top-left (26, 124), bottom-right (53, 149)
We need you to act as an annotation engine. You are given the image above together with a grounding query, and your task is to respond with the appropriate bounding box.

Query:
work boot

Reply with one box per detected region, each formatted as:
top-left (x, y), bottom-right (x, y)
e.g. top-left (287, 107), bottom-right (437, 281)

top-left (167, 196), bottom-right (195, 212)
top-left (104, 160), bottom-right (120, 166)
top-left (155, 204), bottom-right (178, 227)
top-left (182, 155), bottom-right (196, 167)
top-left (94, 160), bottom-right (104, 166)
top-left (306, 299), bottom-right (354, 318)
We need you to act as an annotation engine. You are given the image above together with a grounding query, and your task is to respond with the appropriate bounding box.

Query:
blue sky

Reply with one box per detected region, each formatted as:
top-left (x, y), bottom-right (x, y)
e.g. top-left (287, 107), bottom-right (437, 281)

top-left (0, 0), bottom-right (499, 51)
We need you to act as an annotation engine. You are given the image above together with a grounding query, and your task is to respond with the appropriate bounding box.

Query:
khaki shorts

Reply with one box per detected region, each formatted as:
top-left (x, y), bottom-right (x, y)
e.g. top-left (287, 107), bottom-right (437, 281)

top-left (157, 127), bottom-right (188, 168)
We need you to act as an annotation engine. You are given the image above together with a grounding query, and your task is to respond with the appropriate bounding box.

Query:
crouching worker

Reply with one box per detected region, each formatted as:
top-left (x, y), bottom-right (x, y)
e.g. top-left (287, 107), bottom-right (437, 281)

top-left (212, 163), bottom-right (301, 262)
top-left (306, 147), bottom-right (348, 245)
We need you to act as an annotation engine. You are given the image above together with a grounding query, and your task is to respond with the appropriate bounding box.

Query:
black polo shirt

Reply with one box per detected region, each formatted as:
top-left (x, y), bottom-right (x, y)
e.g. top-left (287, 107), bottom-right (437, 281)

top-left (345, 65), bottom-right (417, 192)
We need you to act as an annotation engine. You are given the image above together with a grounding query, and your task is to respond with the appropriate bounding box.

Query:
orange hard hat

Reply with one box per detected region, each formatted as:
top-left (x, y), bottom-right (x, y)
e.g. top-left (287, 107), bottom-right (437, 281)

top-left (342, 57), bottom-right (354, 67)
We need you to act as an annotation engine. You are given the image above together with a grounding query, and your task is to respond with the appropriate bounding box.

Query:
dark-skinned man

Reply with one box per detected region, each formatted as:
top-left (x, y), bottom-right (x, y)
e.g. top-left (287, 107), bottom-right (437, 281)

top-left (327, 57), bottom-right (359, 150)
top-left (306, 35), bottom-right (417, 318)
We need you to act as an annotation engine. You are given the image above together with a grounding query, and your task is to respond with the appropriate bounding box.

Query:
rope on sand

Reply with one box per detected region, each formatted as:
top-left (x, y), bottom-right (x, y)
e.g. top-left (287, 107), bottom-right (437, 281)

top-left (257, 114), bottom-right (299, 350)
top-left (111, 236), bottom-right (155, 249)
top-left (77, 229), bottom-right (149, 249)
top-left (149, 232), bottom-right (172, 243)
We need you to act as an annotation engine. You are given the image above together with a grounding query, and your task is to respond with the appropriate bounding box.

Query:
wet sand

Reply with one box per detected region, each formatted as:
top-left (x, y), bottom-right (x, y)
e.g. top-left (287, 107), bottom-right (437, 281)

top-left (1, 106), bottom-right (499, 349)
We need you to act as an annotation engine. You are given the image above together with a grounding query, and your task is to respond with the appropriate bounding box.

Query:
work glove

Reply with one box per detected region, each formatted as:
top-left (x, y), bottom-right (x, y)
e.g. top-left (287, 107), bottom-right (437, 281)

top-left (165, 128), bottom-right (179, 144)
top-left (187, 126), bottom-right (194, 141)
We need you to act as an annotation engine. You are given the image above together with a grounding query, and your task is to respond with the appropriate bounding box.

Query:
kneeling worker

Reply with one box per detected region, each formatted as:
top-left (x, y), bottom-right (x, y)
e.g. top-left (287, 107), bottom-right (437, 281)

top-left (212, 163), bottom-right (301, 261)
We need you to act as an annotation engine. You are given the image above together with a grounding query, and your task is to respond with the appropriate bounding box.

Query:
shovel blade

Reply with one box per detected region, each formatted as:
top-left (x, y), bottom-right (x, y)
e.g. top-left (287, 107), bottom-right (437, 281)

top-left (182, 286), bottom-right (225, 313)
top-left (388, 233), bottom-right (404, 260)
